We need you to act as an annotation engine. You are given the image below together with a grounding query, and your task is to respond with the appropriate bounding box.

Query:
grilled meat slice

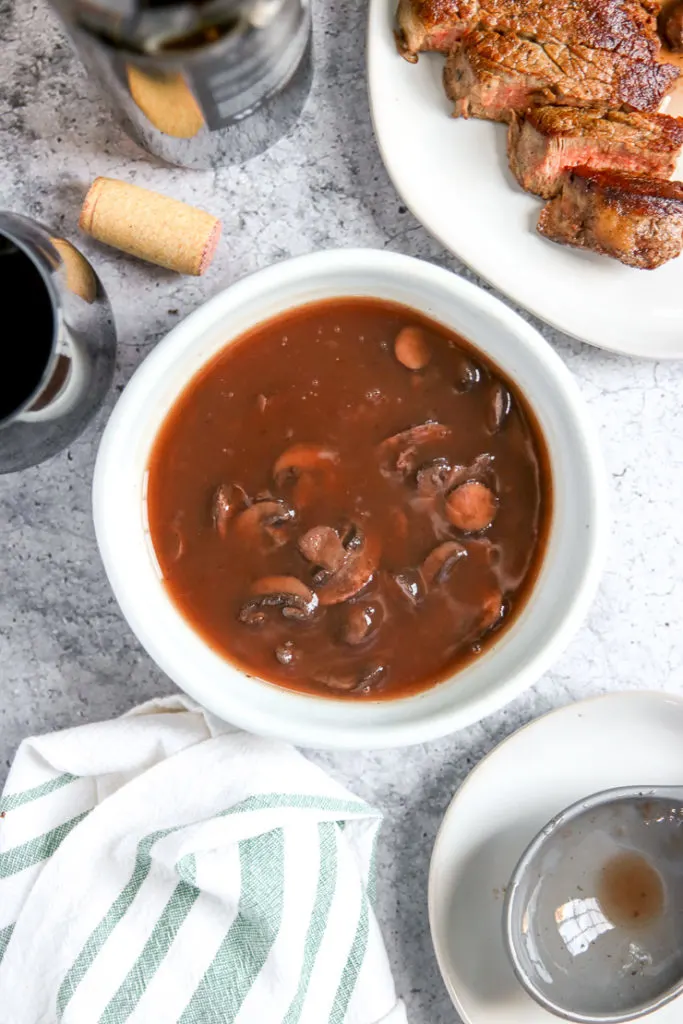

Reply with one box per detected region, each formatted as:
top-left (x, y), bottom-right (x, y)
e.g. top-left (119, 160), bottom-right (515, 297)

top-left (444, 30), bottom-right (679, 123)
top-left (508, 107), bottom-right (683, 198)
top-left (396, 0), bottom-right (474, 58)
top-left (662, 0), bottom-right (683, 50)
top-left (397, 0), bottom-right (661, 60)
top-left (537, 166), bottom-right (683, 268)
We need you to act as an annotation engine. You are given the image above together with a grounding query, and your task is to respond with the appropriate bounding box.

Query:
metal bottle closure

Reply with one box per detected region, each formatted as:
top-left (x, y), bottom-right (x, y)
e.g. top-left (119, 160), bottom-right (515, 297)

top-left (48, 0), bottom-right (313, 168)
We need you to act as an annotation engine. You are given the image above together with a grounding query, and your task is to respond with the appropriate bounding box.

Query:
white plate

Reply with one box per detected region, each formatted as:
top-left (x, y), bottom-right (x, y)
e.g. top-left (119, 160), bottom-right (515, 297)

top-left (428, 691), bottom-right (683, 1023)
top-left (367, 1), bottom-right (683, 359)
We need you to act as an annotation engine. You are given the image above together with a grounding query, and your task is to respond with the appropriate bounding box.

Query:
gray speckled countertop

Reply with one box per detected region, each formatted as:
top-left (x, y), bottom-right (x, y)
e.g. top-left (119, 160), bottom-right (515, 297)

top-left (2, 1), bottom-right (683, 1021)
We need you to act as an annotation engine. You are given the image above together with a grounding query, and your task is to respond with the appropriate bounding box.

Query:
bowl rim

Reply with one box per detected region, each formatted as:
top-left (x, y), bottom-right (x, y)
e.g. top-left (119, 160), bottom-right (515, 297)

top-left (93, 248), bottom-right (609, 749)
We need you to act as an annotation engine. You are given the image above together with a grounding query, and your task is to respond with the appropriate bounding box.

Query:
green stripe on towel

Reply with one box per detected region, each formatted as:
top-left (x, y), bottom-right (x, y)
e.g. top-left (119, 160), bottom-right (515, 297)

top-left (0, 811), bottom-right (87, 880)
top-left (367, 828), bottom-right (379, 907)
top-left (0, 773), bottom-right (78, 815)
top-left (218, 793), bottom-right (372, 819)
top-left (98, 881), bottom-right (200, 1024)
top-left (179, 829), bottom-right (286, 1024)
top-left (0, 924), bottom-right (14, 964)
top-left (282, 822), bottom-right (338, 1024)
top-left (329, 894), bottom-right (370, 1024)
top-left (55, 794), bottom-right (372, 1021)
top-left (56, 828), bottom-right (175, 1020)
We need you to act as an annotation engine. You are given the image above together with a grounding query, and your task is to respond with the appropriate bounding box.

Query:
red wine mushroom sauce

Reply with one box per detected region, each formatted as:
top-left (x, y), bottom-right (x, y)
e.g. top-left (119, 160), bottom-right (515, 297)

top-left (147, 298), bottom-right (551, 700)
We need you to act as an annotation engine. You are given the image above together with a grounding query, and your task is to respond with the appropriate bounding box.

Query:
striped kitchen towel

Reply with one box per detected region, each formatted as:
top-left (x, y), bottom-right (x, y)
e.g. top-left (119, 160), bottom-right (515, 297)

top-left (0, 696), bottom-right (407, 1024)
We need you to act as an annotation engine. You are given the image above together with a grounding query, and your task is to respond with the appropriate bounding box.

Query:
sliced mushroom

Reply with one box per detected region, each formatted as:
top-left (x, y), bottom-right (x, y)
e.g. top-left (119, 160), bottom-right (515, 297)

top-left (168, 512), bottom-right (186, 563)
top-left (480, 591), bottom-right (505, 633)
top-left (389, 568), bottom-right (425, 605)
top-left (342, 602), bottom-right (382, 645)
top-left (452, 354), bottom-right (482, 393)
top-left (314, 671), bottom-right (359, 692)
top-left (314, 526), bottom-right (380, 606)
top-left (377, 421), bottom-right (452, 480)
top-left (422, 541), bottom-right (467, 586)
top-left (445, 481), bottom-right (498, 533)
top-left (356, 662), bottom-right (387, 694)
top-left (275, 641), bottom-right (300, 666)
top-left (394, 326), bottom-right (431, 370)
top-left (273, 443), bottom-right (340, 486)
top-left (298, 525), bottom-right (347, 572)
top-left (444, 453), bottom-right (495, 492)
top-left (212, 483), bottom-right (249, 539)
top-left (314, 662), bottom-right (387, 694)
top-left (340, 520), bottom-right (363, 551)
top-left (416, 458), bottom-right (452, 497)
top-left (487, 380), bottom-right (512, 433)
top-left (234, 498), bottom-right (295, 550)
top-left (239, 575), bottom-right (318, 625)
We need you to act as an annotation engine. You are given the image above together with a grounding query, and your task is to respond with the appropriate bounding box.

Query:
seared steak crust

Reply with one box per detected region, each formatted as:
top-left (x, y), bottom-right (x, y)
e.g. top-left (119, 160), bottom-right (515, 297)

top-left (537, 166), bottom-right (683, 268)
top-left (396, 0), bottom-right (474, 57)
top-left (396, 0), bottom-right (660, 59)
top-left (444, 30), bottom-right (679, 122)
top-left (662, 0), bottom-right (683, 51)
top-left (508, 107), bottom-right (683, 197)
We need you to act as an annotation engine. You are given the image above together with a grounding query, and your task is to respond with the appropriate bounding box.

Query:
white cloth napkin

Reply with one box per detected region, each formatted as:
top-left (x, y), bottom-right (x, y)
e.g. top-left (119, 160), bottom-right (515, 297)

top-left (0, 696), bottom-right (407, 1024)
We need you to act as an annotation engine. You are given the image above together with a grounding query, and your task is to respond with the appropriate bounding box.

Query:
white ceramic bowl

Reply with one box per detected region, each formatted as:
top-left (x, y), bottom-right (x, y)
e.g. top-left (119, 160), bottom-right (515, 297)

top-left (93, 249), bottom-right (608, 749)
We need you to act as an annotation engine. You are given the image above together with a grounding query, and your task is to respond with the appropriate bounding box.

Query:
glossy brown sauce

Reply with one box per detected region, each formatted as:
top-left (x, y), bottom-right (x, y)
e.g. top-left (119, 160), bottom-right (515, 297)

top-left (598, 852), bottom-right (665, 927)
top-left (147, 298), bottom-right (551, 700)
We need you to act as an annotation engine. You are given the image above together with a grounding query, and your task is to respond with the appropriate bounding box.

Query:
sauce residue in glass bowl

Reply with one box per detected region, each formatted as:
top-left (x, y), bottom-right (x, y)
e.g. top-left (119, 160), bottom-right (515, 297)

top-left (598, 852), bottom-right (665, 928)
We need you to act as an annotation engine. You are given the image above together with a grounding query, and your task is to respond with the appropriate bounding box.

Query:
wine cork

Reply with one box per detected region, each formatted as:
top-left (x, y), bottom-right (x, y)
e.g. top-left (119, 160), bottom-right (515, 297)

top-left (126, 66), bottom-right (204, 139)
top-left (79, 177), bottom-right (221, 276)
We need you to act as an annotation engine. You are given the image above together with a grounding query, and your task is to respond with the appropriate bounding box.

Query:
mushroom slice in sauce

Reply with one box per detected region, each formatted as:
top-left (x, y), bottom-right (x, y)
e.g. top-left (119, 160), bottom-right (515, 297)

top-left (452, 354), bottom-right (482, 393)
top-left (445, 481), bottom-right (498, 533)
top-left (357, 662), bottom-right (388, 694)
top-left (314, 661), bottom-right (387, 695)
top-left (394, 326), bottom-right (431, 370)
top-left (275, 640), bottom-right (300, 666)
top-left (342, 602), bottom-right (383, 645)
top-left (297, 525), bottom-right (347, 572)
top-left (212, 482), bottom-right (249, 539)
top-left (377, 422), bottom-right (452, 480)
top-left (234, 498), bottom-right (295, 550)
top-left (480, 591), bottom-right (505, 633)
top-left (444, 452), bottom-right (495, 492)
top-left (487, 380), bottom-right (512, 433)
top-left (415, 458), bottom-right (452, 497)
top-left (168, 511), bottom-right (186, 563)
top-left (314, 526), bottom-right (380, 606)
top-left (273, 443), bottom-right (340, 486)
top-left (239, 575), bottom-right (318, 625)
top-left (389, 568), bottom-right (425, 605)
top-left (422, 541), bottom-right (467, 586)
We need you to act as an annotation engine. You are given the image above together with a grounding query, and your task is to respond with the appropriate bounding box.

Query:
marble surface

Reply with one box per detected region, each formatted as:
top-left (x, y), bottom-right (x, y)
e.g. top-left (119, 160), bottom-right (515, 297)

top-left (1, 1), bottom-right (683, 1021)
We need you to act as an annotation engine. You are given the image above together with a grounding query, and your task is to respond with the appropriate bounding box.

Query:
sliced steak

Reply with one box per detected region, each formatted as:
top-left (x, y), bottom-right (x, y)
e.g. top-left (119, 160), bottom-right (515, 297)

top-left (396, 0), bottom-right (474, 58)
top-left (444, 30), bottom-right (679, 123)
top-left (397, 0), bottom-right (660, 60)
top-left (508, 107), bottom-right (683, 198)
top-left (537, 166), bottom-right (683, 269)
top-left (662, 0), bottom-right (683, 50)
